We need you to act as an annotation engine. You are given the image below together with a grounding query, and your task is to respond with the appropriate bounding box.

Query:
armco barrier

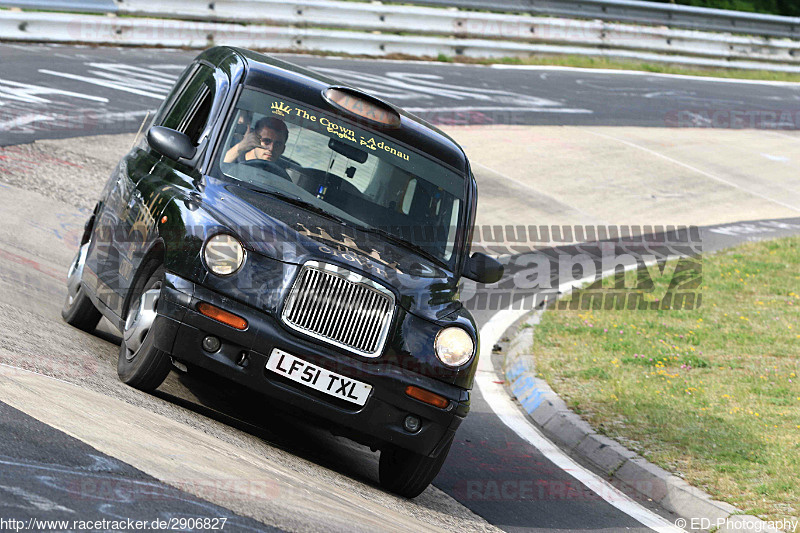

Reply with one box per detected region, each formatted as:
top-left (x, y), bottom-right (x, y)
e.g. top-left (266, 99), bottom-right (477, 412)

top-left (0, 0), bottom-right (115, 13)
top-left (113, 0), bottom-right (800, 65)
top-left (2, 1), bottom-right (800, 71)
top-left (5, 0), bottom-right (800, 39)
top-left (381, 0), bottom-right (800, 39)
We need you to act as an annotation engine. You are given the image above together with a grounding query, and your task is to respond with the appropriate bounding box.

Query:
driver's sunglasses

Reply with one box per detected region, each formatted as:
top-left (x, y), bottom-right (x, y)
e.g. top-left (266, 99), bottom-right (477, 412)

top-left (257, 135), bottom-right (285, 148)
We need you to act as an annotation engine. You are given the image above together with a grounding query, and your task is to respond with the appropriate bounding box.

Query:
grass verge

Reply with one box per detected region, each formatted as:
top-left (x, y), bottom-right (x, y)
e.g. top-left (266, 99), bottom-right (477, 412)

top-left (533, 236), bottom-right (800, 521)
top-left (452, 54), bottom-right (800, 83)
top-left (285, 50), bottom-right (800, 83)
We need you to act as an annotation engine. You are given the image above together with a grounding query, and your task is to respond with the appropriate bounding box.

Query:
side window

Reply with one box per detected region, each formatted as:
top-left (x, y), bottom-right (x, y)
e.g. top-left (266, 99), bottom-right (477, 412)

top-left (161, 65), bottom-right (215, 145)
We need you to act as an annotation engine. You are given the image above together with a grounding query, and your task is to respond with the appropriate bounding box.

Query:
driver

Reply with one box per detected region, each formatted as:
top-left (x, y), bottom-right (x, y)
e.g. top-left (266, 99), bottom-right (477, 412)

top-left (223, 116), bottom-right (289, 164)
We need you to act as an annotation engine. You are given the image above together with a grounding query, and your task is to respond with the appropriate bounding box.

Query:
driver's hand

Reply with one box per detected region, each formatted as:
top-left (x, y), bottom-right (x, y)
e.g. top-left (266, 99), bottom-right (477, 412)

top-left (237, 126), bottom-right (260, 154)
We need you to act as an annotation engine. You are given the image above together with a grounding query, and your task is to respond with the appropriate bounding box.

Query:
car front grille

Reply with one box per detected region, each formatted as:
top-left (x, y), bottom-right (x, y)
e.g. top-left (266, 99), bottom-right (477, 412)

top-left (281, 261), bottom-right (395, 357)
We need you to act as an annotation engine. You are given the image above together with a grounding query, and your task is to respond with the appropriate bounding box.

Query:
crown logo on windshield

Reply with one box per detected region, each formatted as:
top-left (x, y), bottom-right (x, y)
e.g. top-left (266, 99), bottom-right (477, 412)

top-left (271, 101), bottom-right (293, 117)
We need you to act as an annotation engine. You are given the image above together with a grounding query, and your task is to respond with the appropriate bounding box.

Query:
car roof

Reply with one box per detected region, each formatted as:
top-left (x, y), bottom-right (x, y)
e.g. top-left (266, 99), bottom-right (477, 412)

top-left (200, 46), bottom-right (469, 175)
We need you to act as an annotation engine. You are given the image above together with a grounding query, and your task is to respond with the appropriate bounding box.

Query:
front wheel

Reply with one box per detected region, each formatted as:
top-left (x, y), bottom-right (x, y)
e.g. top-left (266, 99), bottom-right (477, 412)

top-left (62, 243), bottom-right (102, 332)
top-left (117, 263), bottom-right (171, 392)
top-left (378, 436), bottom-right (453, 498)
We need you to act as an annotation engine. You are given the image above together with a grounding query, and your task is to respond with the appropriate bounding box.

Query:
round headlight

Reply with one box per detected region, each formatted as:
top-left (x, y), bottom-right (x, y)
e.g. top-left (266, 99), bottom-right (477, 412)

top-left (435, 327), bottom-right (475, 367)
top-left (204, 234), bottom-right (245, 276)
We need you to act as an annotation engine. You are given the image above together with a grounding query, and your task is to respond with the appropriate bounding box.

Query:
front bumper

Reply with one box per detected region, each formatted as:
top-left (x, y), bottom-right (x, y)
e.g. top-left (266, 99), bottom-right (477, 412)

top-left (152, 273), bottom-right (470, 457)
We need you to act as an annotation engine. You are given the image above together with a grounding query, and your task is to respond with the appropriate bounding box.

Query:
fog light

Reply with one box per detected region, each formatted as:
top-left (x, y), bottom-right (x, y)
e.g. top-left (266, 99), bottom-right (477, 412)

top-left (202, 335), bottom-right (221, 353)
top-left (403, 415), bottom-right (421, 433)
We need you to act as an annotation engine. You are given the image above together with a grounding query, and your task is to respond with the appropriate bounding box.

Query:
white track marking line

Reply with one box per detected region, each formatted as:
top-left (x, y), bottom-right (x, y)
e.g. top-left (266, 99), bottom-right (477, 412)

top-left (38, 69), bottom-right (167, 99)
top-left (0, 109), bottom-right (154, 133)
top-left (0, 79), bottom-right (109, 104)
top-left (404, 106), bottom-right (593, 114)
top-left (0, 485), bottom-right (75, 513)
top-left (582, 129), bottom-right (800, 213)
top-left (293, 54), bottom-right (800, 87)
top-left (489, 64), bottom-right (800, 87)
top-left (476, 264), bottom-right (686, 533)
top-left (0, 114), bottom-right (56, 130)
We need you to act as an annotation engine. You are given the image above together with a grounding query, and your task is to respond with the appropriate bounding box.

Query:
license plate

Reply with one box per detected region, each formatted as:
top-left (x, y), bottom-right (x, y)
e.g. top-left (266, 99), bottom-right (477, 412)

top-left (266, 348), bottom-right (372, 406)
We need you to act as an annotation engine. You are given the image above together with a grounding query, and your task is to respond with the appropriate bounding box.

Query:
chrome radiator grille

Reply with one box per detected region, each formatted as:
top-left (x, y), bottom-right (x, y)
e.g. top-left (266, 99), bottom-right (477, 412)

top-left (281, 261), bottom-right (395, 357)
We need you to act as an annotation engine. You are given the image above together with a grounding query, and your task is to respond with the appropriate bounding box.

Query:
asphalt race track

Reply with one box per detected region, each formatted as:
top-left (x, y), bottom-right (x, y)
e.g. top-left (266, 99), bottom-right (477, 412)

top-left (3, 43), bottom-right (800, 147)
top-left (1, 43), bottom-right (800, 532)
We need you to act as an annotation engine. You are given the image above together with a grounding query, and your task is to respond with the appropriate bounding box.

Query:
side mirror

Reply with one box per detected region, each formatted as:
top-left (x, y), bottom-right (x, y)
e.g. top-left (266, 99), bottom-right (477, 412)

top-left (147, 126), bottom-right (196, 161)
top-left (462, 252), bottom-right (503, 284)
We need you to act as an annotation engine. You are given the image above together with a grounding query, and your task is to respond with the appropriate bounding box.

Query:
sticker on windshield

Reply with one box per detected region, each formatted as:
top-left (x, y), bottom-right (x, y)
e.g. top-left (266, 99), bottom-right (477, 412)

top-left (359, 136), bottom-right (409, 161)
top-left (270, 101), bottom-right (293, 117)
top-left (270, 97), bottom-right (407, 162)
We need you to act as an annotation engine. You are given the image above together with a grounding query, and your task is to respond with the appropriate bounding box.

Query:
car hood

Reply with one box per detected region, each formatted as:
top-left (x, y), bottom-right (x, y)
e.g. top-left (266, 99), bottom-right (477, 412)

top-left (197, 179), bottom-right (462, 318)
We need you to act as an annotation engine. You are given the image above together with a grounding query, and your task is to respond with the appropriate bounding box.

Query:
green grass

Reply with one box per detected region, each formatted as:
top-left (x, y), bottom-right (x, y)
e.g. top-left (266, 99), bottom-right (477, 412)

top-left (533, 236), bottom-right (800, 521)
top-left (391, 52), bottom-right (800, 82)
top-left (459, 54), bottom-right (800, 83)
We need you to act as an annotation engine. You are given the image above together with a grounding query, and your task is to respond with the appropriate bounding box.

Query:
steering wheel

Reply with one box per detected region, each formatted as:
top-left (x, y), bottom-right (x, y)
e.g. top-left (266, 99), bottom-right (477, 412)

top-left (241, 158), bottom-right (291, 181)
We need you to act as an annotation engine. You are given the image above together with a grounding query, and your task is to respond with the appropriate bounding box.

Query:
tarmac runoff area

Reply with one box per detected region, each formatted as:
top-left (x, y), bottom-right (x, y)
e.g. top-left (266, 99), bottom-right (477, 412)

top-left (443, 126), bottom-right (800, 228)
top-left (0, 126), bottom-right (799, 531)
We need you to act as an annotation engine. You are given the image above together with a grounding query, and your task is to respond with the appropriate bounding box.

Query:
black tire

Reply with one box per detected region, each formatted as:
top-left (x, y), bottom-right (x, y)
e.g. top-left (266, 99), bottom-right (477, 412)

top-left (379, 436), bottom-right (453, 498)
top-left (117, 262), bottom-right (171, 392)
top-left (62, 244), bottom-right (102, 332)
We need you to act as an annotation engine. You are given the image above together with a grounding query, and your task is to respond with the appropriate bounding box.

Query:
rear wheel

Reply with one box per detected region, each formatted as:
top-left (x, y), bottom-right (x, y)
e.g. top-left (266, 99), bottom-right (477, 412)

top-left (379, 436), bottom-right (453, 498)
top-left (117, 262), bottom-right (171, 392)
top-left (62, 243), bottom-right (102, 332)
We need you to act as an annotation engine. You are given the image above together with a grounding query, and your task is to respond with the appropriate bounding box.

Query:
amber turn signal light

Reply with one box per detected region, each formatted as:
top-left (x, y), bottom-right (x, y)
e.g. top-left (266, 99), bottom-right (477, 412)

top-left (405, 385), bottom-right (449, 409)
top-left (197, 302), bottom-right (248, 330)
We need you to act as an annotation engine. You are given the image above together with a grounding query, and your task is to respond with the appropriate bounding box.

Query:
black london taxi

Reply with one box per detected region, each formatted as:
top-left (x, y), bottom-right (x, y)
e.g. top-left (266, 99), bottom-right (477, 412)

top-left (62, 46), bottom-right (503, 498)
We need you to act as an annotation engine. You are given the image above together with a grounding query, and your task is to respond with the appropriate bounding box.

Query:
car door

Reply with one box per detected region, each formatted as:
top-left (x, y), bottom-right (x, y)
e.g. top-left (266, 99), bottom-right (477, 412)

top-left (92, 63), bottom-right (222, 320)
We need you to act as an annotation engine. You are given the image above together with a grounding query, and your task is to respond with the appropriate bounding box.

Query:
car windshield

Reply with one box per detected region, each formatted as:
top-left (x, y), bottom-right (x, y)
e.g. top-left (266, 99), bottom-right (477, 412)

top-left (214, 88), bottom-right (465, 268)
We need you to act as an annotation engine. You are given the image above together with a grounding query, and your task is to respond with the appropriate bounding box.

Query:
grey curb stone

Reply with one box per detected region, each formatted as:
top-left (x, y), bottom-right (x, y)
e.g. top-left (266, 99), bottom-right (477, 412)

top-left (498, 314), bottom-right (782, 533)
top-left (615, 457), bottom-right (670, 501)
top-left (661, 479), bottom-right (736, 523)
top-left (542, 412), bottom-right (596, 451)
top-left (575, 433), bottom-right (637, 475)
top-left (529, 395), bottom-right (568, 428)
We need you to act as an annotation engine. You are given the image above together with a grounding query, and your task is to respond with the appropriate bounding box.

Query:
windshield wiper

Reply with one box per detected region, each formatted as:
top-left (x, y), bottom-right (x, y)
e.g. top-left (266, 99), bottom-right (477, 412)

top-left (352, 225), bottom-right (447, 269)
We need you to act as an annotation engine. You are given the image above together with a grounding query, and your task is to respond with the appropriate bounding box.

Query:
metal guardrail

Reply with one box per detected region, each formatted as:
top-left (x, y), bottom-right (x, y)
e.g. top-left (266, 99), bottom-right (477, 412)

top-left (3, 0), bottom-right (799, 39)
top-left (1, 0), bottom-right (800, 71)
top-left (110, 0), bottom-right (800, 64)
top-left (2, 10), bottom-right (800, 72)
top-left (0, 0), bottom-right (115, 13)
top-left (382, 0), bottom-right (800, 39)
